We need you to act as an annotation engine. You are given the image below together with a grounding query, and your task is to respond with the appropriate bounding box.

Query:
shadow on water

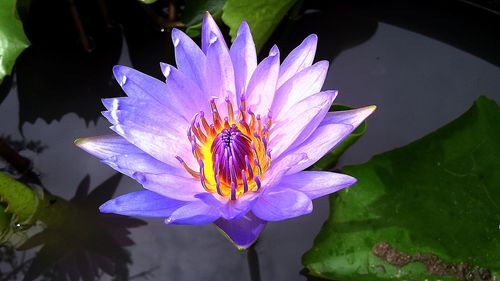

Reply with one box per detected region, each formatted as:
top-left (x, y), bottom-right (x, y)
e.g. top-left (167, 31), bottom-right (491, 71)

top-left (303, 0), bottom-right (500, 67)
top-left (15, 0), bottom-right (123, 130)
top-left (110, 0), bottom-right (176, 78)
top-left (0, 173), bottom-right (149, 281)
top-left (0, 76), bottom-right (13, 106)
top-left (261, 5), bottom-right (379, 62)
top-left (13, 0), bottom-right (180, 132)
top-left (0, 139), bottom-right (148, 281)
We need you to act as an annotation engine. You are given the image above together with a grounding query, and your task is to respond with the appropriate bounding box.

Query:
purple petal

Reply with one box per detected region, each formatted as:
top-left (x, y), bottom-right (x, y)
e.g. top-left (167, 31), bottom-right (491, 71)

top-left (112, 65), bottom-right (169, 103)
top-left (271, 61), bottom-right (329, 117)
top-left (285, 106), bottom-right (376, 174)
top-left (172, 28), bottom-right (206, 91)
top-left (277, 34), bottom-right (317, 88)
top-left (230, 21), bottom-right (257, 100)
top-left (323, 105), bottom-right (377, 127)
top-left (132, 172), bottom-right (202, 201)
top-left (160, 63), bottom-right (211, 117)
top-left (196, 192), bottom-right (259, 220)
top-left (165, 200), bottom-right (220, 225)
top-left (113, 65), bottom-right (200, 121)
top-left (215, 212), bottom-right (266, 250)
top-left (102, 97), bottom-right (186, 130)
top-left (206, 33), bottom-right (236, 104)
top-left (245, 45), bottom-right (280, 114)
top-left (261, 153), bottom-right (307, 191)
top-left (75, 134), bottom-right (141, 160)
top-left (109, 123), bottom-right (194, 168)
top-left (101, 97), bottom-right (195, 168)
top-left (270, 91), bottom-right (337, 159)
top-left (201, 12), bottom-right (228, 53)
top-left (101, 152), bottom-right (185, 178)
top-left (99, 190), bottom-right (187, 217)
top-left (252, 188), bottom-right (312, 221)
top-left (280, 171), bottom-right (356, 199)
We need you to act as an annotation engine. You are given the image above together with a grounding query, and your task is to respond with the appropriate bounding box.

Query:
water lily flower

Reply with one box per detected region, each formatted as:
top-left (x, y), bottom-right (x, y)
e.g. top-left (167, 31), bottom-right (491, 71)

top-left (76, 13), bottom-right (375, 249)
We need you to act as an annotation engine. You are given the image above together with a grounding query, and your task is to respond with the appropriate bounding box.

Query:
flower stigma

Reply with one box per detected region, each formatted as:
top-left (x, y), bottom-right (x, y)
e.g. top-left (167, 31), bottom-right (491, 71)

top-left (176, 96), bottom-right (272, 200)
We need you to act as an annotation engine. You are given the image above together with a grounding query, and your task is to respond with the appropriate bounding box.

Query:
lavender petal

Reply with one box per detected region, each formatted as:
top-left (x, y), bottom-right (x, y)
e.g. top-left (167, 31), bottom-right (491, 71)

top-left (215, 212), bottom-right (266, 250)
top-left (230, 21), bottom-right (257, 101)
top-left (245, 45), bottom-right (280, 114)
top-left (201, 12), bottom-right (228, 53)
top-left (280, 171), bottom-right (356, 199)
top-left (206, 33), bottom-right (236, 105)
top-left (101, 152), bottom-right (185, 178)
top-left (196, 192), bottom-right (260, 220)
top-left (252, 188), bottom-right (313, 221)
top-left (285, 105), bottom-right (376, 174)
top-left (261, 153), bottom-right (307, 191)
top-left (269, 91), bottom-right (337, 159)
top-left (165, 200), bottom-right (220, 225)
top-left (171, 28), bottom-right (206, 91)
top-left (75, 134), bottom-right (141, 160)
top-left (132, 172), bottom-right (203, 201)
top-left (159, 63), bottom-right (211, 117)
top-left (99, 190), bottom-right (187, 217)
top-left (277, 34), bottom-right (317, 88)
top-left (101, 97), bottom-right (195, 168)
top-left (271, 60), bottom-right (329, 117)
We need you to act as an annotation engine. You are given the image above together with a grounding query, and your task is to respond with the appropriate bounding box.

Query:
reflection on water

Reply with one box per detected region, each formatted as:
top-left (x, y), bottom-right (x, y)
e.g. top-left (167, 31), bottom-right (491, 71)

top-left (1, 0), bottom-right (500, 280)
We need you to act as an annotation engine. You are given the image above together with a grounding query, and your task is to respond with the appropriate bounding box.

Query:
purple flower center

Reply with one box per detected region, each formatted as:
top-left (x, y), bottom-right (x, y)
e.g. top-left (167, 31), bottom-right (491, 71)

top-left (176, 96), bottom-right (273, 200)
top-left (211, 126), bottom-right (254, 186)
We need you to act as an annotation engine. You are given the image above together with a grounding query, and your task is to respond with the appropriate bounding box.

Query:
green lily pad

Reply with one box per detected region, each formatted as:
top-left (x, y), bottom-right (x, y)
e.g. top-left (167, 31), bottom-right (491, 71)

top-left (311, 105), bottom-right (368, 171)
top-left (222, 0), bottom-right (299, 52)
top-left (137, 0), bottom-right (157, 4)
top-left (0, 0), bottom-right (30, 84)
top-left (0, 172), bottom-right (39, 224)
top-left (0, 204), bottom-right (13, 242)
top-left (303, 96), bottom-right (500, 280)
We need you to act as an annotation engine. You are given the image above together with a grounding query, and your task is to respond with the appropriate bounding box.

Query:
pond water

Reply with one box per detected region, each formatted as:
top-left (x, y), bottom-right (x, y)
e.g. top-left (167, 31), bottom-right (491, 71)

top-left (1, 1), bottom-right (499, 280)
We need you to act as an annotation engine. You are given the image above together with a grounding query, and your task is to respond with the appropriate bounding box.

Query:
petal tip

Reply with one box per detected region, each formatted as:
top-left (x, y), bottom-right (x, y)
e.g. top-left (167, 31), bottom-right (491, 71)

top-left (99, 201), bottom-right (113, 214)
top-left (361, 105), bottom-right (377, 117)
top-left (269, 45), bottom-right (280, 57)
top-left (203, 11), bottom-right (212, 20)
top-left (74, 137), bottom-right (94, 151)
top-left (164, 217), bottom-right (174, 224)
top-left (171, 28), bottom-right (182, 47)
top-left (159, 62), bottom-right (171, 78)
top-left (237, 20), bottom-right (251, 34)
top-left (112, 65), bottom-right (130, 86)
top-left (74, 138), bottom-right (84, 147)
top-left (305, 33), bottom-right (318, 43)
top-left (316, 60), bottom-right (330, 70)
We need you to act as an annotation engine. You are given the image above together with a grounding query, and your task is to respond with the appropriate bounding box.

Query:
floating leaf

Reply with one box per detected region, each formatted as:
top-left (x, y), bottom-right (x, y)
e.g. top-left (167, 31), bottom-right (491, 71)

top-left (222, 0), bottom-right (299, 51)
top-left (311, 105), bottom-right (368, 171)
top-left (0, 0), bottom-right (30, 84)
top-left (137, 0), bottom-right (157, 4)
top-left (303, 96), bottom-right (500, 280)
top-left (0, 204), bottom-right (13, 242)
top-left (0, 172), bottom-right (39, 224)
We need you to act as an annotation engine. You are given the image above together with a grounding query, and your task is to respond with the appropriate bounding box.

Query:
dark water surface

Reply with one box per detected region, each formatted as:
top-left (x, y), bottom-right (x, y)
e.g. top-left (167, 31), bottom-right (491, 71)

top-left (1, 1), bottom-right (499, 280)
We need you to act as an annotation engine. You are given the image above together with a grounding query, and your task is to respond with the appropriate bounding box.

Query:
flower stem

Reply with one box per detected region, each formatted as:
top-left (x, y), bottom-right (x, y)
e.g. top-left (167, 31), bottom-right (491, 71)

top-left (247, 244), bottom-right (261, 281)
